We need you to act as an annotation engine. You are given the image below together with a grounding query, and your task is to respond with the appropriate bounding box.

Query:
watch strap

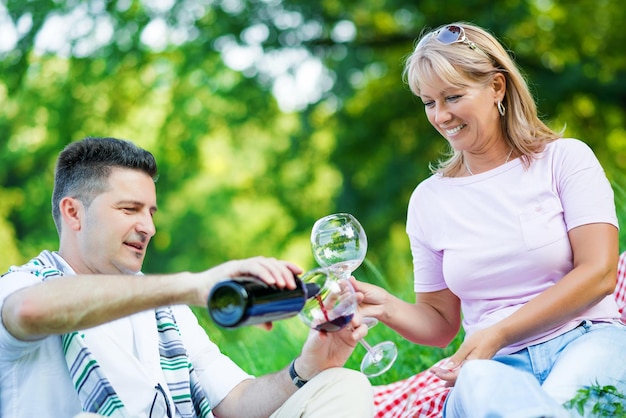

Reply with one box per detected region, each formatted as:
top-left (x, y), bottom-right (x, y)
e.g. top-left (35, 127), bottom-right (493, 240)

top-left (288, 358), bottom-right (308, 388)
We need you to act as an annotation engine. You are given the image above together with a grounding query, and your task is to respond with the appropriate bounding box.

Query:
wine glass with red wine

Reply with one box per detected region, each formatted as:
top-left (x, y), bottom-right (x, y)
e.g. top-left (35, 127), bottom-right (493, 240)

top-left (298, 268), bottom-right (357, 332)
top-left (298, 268), bottom-right (394, 377)
top-left (308, 213), bottom-right (398, 377)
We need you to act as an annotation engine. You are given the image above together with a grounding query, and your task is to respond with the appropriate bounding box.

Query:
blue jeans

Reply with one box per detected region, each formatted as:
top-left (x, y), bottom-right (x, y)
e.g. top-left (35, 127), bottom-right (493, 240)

top-left (443, 321), bottom-right (626, 417)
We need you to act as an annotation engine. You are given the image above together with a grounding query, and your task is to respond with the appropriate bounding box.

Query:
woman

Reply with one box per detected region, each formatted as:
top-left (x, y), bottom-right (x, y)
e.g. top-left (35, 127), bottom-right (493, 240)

top-left (356, 22), bottom-right (626, 417)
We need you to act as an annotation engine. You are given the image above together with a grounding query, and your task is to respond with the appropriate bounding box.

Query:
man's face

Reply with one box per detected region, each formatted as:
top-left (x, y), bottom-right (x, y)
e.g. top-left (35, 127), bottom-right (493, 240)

top-left (75, 167), bottom-right (157, 275)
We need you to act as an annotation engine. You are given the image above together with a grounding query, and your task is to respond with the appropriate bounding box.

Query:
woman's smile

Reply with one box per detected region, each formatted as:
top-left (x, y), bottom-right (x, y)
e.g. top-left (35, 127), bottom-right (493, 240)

top-left (445, 124), bottom-right (466, 136)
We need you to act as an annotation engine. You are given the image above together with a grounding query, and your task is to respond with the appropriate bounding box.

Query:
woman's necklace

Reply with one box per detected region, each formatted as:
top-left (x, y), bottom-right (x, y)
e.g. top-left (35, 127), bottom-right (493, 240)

top-left (465, 147), bottom-right (514, 176)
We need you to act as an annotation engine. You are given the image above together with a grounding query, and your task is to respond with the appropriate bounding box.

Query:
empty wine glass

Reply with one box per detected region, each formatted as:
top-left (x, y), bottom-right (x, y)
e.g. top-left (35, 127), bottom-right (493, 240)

top-left (310, 213), bottom-right (398, 377)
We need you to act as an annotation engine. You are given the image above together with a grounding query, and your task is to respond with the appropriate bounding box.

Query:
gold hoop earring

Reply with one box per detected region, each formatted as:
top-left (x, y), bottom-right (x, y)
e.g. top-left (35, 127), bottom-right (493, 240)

top-left (497, 101), bottom-right (506, 117)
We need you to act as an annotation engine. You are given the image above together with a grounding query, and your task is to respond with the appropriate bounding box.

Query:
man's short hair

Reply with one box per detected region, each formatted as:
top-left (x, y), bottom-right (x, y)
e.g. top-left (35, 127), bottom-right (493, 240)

top-left (51, 137), bottom-right (158, 234)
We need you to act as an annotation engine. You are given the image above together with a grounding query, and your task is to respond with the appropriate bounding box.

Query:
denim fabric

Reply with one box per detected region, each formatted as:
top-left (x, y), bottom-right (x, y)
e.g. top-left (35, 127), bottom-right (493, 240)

top-left (443, 321), bottom-right (626, 418)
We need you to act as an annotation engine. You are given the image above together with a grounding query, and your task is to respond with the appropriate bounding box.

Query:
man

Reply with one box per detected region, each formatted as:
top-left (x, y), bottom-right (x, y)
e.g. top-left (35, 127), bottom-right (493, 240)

top-left (0, 137), bottom-right (373, 417)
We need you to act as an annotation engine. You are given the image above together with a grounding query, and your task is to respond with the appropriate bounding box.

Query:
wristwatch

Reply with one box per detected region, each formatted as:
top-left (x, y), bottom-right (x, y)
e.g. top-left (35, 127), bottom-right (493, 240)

top-left (289, 358), bottom-right (308, 388)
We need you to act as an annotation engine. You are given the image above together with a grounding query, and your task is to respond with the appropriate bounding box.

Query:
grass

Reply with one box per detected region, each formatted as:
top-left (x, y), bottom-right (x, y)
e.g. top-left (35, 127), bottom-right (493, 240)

top-left (196, 301), bottom-right (626, 417)
top-left (194, 255), bottom-right (463, 387)
top-left (194, 305), bottom-right (461, 387)
top-left (195, 180), bottom-right (626, 404)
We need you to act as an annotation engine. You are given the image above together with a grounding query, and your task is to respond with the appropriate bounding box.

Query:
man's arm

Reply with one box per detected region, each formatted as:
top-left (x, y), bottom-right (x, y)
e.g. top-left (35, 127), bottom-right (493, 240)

top-left (212, 322), bottom-right (369, 418)
top-left (1, 257), bottom-right (301, 341)
top-left (2, 272), bottom-right (197, 340)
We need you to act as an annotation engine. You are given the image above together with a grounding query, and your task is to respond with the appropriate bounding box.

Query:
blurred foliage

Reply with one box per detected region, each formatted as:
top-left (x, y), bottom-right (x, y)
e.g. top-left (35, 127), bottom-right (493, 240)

top-left (565, 382), bottom-right (626, 417)
top-left (2, 0), bottom-right (626, 384)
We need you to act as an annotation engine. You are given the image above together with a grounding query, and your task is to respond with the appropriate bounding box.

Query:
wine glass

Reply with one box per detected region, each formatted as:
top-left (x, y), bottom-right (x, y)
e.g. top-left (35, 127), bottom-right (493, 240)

top-left (310, 213), bottom-right (398, 377)
top-left (298, 267), bottom-right (395, 377)
top-left (299, 268), bottom-right (357, 332)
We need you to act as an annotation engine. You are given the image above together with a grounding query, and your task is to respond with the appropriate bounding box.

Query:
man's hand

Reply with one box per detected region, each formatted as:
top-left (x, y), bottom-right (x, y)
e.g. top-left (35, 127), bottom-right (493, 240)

top-left (193, 257), bottom-right (303, 307)
top-left (294, 314), bottom-right (369, 381)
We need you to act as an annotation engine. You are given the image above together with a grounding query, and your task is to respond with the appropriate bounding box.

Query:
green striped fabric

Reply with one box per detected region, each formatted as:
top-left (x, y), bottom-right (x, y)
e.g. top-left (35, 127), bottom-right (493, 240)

top-left (63, 330), bottom-right (128, 417)
top-left (9, 251), bottom-right (212, 417)
top-left (156, 308), bottom-right (212, 417)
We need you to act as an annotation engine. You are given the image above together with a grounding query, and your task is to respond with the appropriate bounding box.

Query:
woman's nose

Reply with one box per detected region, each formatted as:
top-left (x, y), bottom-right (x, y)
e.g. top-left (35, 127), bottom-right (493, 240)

top-left (434, 105), bottom-right (451, 125)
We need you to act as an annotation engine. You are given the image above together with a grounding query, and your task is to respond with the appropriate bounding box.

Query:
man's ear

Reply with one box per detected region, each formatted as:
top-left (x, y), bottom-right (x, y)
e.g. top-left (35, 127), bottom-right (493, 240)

top-left (59, 197), bottom-right (83, 231)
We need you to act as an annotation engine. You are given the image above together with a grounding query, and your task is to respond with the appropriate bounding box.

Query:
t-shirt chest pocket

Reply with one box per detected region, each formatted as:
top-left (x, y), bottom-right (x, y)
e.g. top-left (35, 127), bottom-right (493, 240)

top-left (518, 197), bottom-right (568, 250)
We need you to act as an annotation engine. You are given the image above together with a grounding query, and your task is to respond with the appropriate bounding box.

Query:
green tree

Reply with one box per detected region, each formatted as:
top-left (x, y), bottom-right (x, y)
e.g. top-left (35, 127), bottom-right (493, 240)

top-left (2, 0), bottom-right (626, 384)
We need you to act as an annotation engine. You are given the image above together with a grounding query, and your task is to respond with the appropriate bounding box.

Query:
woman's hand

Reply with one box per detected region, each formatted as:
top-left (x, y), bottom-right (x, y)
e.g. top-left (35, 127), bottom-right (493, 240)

top-left (431, 326), bottom-right (506, 386)
top-left (349, 277), bottom-right (390, 320)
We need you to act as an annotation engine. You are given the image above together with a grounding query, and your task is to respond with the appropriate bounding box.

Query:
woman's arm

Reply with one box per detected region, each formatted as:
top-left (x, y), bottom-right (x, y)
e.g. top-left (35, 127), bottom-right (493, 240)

top-left (352, 278), bottom-right (462, 347)
top-left (434, 222), bottom-right (618, 382)
top-left (490, 222), bottom-right (618, 351)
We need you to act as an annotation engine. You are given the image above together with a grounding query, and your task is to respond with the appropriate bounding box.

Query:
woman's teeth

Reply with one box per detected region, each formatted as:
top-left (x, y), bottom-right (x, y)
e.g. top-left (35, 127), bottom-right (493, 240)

top-left (446, 124), bottom-right (466, 135)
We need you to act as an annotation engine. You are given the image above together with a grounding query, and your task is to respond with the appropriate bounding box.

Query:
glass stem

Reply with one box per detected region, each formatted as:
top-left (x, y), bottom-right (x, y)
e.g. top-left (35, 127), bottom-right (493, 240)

top-left (358, 339), bottom-right (381, 362)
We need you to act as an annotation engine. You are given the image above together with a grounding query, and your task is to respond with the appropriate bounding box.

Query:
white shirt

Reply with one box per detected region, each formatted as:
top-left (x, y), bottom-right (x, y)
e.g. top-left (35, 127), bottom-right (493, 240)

top-left (0, 252), bottom-right (252, 417)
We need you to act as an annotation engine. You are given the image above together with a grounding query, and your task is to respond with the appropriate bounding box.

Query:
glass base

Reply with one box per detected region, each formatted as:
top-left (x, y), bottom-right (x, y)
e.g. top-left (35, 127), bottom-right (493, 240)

top-left (360, 341), bottom-right (398, 377)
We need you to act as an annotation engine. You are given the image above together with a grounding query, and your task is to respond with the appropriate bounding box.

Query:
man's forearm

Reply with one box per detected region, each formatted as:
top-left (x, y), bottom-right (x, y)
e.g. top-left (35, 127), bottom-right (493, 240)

top-left (1, 272), bottom-right (197, 340)
top-left (214, 367), bottom-right (297, 418)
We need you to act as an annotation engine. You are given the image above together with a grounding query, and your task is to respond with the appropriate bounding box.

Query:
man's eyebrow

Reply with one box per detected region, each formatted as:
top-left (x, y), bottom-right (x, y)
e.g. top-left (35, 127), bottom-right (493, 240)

top-left (117, 200), bottom-right (158, 213)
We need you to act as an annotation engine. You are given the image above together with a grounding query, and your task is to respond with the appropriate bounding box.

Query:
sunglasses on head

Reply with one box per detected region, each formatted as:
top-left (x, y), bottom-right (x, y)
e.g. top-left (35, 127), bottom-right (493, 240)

top-left (428, 25), bottom-right (490, 59)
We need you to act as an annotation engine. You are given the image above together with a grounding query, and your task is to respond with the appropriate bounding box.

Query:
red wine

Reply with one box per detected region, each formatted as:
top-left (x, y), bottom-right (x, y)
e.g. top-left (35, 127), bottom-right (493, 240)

top-left (314, 313), bottom-right (354, 332)
top-left (313, 294), bottom-right (352, 332)
top-left (315, 294), bottom-right (331, 321)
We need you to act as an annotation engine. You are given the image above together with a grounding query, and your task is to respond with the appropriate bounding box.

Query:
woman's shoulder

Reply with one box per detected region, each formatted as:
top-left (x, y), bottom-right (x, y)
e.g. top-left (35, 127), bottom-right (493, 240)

top-left (540, 138), bottom-right (598, 163)
top-left (411, 172), bottom-right (445, 195)
top-left (544, 137), bottom-right (593, 153)
top-left (538, 138), bottom-right (603, 176)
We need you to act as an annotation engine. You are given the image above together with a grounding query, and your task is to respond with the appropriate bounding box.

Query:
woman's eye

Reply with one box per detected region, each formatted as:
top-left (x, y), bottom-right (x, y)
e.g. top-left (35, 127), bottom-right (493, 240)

top-left (423, 101), bottom-right (435, 108)
top-left (446, 95), bottom-right (461, 102)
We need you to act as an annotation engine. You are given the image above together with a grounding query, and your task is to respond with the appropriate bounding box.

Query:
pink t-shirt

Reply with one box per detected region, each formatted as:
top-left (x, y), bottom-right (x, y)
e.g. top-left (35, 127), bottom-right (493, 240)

top-left (406, 138), bottom-right (620, 355)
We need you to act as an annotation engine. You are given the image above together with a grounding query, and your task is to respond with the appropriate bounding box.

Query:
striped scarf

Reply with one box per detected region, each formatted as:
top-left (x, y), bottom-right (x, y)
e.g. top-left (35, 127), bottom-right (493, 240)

top-left (9, 251), bottom-right (212, 417)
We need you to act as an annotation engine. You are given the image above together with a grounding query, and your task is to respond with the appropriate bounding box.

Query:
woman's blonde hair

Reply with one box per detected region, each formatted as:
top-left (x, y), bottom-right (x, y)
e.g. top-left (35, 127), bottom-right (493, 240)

top-left (403, 22), bottom-right (561, 176)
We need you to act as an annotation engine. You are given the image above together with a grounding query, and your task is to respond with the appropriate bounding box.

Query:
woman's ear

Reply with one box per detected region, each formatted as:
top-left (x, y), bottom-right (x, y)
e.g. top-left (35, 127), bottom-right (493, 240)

top-left (492, 72), bottom-right (506, 101)
top-left (59, 197), bottom-right (83, 231)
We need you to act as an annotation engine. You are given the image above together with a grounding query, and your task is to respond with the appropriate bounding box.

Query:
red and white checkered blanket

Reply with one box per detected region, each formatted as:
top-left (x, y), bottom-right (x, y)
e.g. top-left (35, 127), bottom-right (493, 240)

top-left (373, 252), bottom-right (626, 417)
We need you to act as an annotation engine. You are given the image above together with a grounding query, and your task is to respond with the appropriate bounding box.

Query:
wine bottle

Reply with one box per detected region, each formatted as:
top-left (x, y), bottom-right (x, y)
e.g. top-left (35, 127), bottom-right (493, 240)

top-left (208, 276), bottom-right (321, 328)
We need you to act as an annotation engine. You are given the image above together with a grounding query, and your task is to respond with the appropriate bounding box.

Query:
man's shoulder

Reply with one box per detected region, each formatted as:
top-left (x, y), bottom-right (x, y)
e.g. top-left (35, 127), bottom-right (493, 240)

top-left (3, 250), bottom-right (64, 281)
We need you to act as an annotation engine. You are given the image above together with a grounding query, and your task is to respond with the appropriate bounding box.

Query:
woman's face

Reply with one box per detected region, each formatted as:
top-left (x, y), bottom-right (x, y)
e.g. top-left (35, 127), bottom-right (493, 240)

top-left (419, 74), bottom-right (504, 153)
